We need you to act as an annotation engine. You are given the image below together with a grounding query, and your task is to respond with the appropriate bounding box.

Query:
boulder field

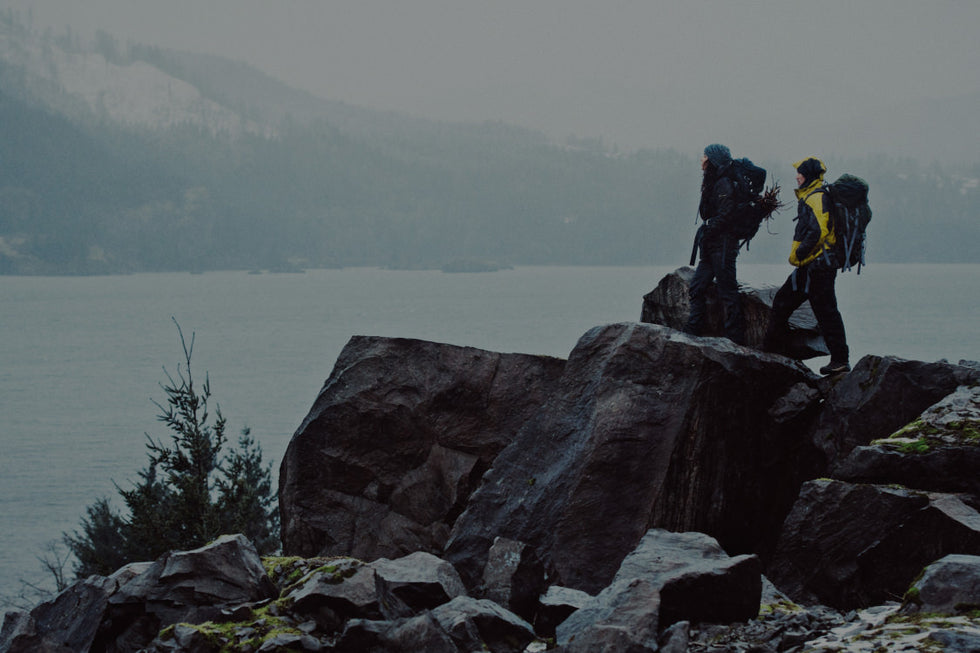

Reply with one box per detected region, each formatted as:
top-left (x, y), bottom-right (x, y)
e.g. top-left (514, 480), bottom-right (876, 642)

top-left (4, 268), bottom-right (980, 652)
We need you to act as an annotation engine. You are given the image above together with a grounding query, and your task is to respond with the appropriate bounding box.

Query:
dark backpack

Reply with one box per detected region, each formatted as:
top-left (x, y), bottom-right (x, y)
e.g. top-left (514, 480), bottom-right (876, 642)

top-left (726, 157), bottom-right (769, 242)
top-left (824, 174), bottom-right (872, 272)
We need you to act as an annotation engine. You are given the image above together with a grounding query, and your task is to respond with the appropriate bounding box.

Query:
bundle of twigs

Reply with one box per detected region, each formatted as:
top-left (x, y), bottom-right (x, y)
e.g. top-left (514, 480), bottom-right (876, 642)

top-left (759, 183), bottom-right (788, 218)
top-left (758, 183), bottom-right (789, 233)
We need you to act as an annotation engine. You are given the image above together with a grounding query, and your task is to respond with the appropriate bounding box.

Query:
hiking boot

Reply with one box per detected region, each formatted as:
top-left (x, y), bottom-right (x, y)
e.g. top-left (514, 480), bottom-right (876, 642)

top-left (819, 361), bottom-right (851, 375)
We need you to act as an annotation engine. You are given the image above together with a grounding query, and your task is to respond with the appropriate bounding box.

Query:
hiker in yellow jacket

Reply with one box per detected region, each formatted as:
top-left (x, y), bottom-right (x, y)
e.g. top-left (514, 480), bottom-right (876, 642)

top-left (763, 157), bottom-right (850, 375)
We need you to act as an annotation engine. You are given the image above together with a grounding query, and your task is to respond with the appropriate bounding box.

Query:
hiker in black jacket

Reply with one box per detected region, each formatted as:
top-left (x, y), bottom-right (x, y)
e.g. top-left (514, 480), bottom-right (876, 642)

top-left (684, 143), bottom-right (745, 344)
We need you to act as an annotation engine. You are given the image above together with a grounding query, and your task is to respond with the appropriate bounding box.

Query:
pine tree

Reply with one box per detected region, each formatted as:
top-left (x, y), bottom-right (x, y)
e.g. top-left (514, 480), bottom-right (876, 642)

top-left (65, 320), bottom-right (279, 578)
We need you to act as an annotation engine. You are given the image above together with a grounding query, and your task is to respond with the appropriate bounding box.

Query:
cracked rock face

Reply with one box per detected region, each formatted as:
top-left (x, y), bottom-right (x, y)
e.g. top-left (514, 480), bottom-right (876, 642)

top-left (767, 480), bottom-right (980, 611)
top-left (446, 322), bottom-right (814, 594)
top-left (278, 335), bottom-right (565, 562)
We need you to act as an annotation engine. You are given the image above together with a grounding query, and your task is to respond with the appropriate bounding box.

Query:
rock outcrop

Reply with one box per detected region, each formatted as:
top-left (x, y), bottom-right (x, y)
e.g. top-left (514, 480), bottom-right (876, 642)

top-left (901, 554), bottom-right (980, 615)
top-left (7, 270), bottom-right (980, 652)
top-left (832, 383), bottom-right (980, 494)
top-left (0, 530), bottom-right (758, 653)
top-left (768, 379), bottom-right (980, 612)
top-left (279, 335), bottom-right (565, 561)
top-left (445, 322), bottom-right (816, 594)
top-left (1, 535), bottom-right (276, 653)
top-left (766, 480), bottom-right (980, 610)
top-left (640, 265), bottom-right (829, 359)
top-left (556, 529), bottom-right (761, 652)
top-left (803, 354), bottom-right (978, 471)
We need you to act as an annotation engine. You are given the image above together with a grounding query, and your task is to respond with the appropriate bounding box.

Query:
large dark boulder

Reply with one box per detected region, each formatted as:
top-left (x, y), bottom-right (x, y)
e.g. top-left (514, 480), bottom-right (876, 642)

top-left (766, 479), bottom-right (980, 611)
top-left (833, 384), bottom-right (980, 498)
top-left (535, 586), bottom-right (592, 639)
top-left (0, 575), bottom-right (115, 653)
top-left (556, 529), bottom-right (761, 653)
top-left (1, 535), bottom-right (276, 653)
top-left (480, 537), bottom-right (545, 623)
top-left (372, 551), bottom-right (468, 614)
top-left (901, 554), bottom-right (980, 615)
top-left (284, 558), bottom-right (391, 628)
top-left (557, 578), bottom-right (661, 653)
top-left (641, 266), bottom-right (828, 359)
top-left (804, 356), bottom-right (979, 472)
top-left (445, 322), bottom-right (816, 594)
top-left (284, 551), bottom-right (467, 630)
top-left (622, 530), bottom-right (761, 628)
top-left (279, 335), bottom-right (565, 561)
top-left (430, 597), bottom-right (536, 653)
top-left (104, 534), bottom-right (277, 650)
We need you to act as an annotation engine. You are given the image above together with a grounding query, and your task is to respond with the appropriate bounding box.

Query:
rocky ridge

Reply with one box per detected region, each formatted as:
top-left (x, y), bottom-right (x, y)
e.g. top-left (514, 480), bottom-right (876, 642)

top-left (3, 268), bottom-right (980, 652)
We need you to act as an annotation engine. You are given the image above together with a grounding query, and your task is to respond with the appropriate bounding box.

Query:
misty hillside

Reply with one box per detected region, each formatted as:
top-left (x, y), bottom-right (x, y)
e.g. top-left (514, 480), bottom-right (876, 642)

top-left (0, 13), bottom-right (976, 275)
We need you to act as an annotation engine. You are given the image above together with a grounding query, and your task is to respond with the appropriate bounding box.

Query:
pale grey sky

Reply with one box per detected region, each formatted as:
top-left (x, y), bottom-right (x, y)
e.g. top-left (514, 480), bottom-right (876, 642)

top-left (5, 0), bottom-right (980, 163)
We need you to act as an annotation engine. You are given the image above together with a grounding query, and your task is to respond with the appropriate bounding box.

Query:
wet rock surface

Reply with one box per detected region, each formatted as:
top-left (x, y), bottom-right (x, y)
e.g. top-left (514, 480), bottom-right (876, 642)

top-left (446, 322), bottom-right (815, 594)
top-left (640, 265), bottom-right (829, 359)
top-left (279, 335), bottom-right (565, 562)
top-left (6, 271), bottom-right (980, 652)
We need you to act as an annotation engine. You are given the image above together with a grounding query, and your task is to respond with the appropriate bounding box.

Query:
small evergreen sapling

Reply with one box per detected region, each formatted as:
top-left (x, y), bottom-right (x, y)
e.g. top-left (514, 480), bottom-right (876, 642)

top-left (65, 320), bottom-right (279, 579)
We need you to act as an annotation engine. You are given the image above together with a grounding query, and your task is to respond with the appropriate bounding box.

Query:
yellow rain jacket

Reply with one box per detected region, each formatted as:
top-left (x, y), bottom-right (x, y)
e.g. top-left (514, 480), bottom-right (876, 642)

top-left (788, 158), bottom-right (836, 267)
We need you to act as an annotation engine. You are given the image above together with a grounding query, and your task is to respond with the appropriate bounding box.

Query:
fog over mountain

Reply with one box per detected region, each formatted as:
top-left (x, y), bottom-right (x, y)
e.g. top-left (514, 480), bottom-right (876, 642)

top-left (7, 0), bottom-right (979, 164)
top-left (0, 3), bottom-right (976, 274)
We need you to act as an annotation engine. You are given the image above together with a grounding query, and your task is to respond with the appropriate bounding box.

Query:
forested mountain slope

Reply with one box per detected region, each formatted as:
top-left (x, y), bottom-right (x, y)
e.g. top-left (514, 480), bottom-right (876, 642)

top-left (0, 13), bottom-right (975, 274)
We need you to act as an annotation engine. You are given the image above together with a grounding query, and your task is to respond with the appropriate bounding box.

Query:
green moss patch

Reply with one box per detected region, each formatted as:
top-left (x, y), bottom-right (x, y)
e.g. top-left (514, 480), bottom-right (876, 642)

top-left (263, 555), bottom-right (362, 592)
top-left (898, 438), bottom-right (931, 454)
top-left (164, 611), bottom-right (307, 653)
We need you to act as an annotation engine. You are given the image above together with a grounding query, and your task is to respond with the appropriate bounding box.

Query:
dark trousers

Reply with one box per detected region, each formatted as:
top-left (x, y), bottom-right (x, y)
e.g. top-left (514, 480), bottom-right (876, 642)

top-left (764, 266), bottom-right (849, 363)
top-left (685, 237), bottom-right (744, 344)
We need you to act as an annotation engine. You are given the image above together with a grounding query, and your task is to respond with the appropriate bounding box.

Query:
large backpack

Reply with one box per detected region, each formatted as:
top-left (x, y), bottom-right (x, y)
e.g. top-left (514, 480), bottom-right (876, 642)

top-left (726, 157), bottom-right (769, 243)
top-left (824, 174), bottom-right (872, 273)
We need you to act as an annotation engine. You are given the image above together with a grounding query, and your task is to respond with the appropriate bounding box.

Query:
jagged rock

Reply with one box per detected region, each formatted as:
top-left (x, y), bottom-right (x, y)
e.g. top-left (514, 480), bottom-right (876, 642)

top-left (917, 384), bottom-right (980, 430)
top-left (445, 322), bottom-right (815, 594)
top-left (112, 534), bottom-right (276, 608)
top-left (155, 623), bottom-right (218, 653)
top-left (279, 335), bottom-right (565, 561)
top-left (620, 530), bottom-right (762, 627)
top-left (1, 535), bottom-right (275, 653)
top-left (556, 577), bottom-right (661, 653)
top-left (111, 534), bottom-right (275, 615)
top-left (480, 537), bottom-right (545, 623)
top-left (556, 530), bottom-right (761, 652)
top-left (767, 479), bottom-right (980, 610)
top-left (804, 355), bottom-right (979, 473)
top-left (833, 385), bottom-right (980, 497)
top-left (336, 613), bottom-right (459, 653)
top-left (534, 586), bottom-right (592, 639)
top-left (430, 596), bottom-right (536, 653)
top-left (902, 554), bottom-right (980, 615)
top-left (835, 445), bottom-right (980, 499)
top-left (0, 612), bottom-right (33, 653)
top-left (640, 266), bottom-right (829, 359)
top-left (286, 551), bottom-right (470, 632)
top-left (103, 534), bottom-right (277, 650)
top-left (0, 575), bottom-right (114, 653)
top-left (371, 551), bottom-right (467, 613)
top-left (768, 381), bottom-right (824, 424)
top-left (658, 621), bottom-right (691, 653)
top-left (285, 559), bottom-right (385, 629)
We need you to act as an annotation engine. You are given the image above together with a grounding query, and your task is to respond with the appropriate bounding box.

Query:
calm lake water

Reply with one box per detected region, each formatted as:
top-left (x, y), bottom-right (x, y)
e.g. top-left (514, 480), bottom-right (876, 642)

top-left (1, 264), bottom-right (977, 601)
